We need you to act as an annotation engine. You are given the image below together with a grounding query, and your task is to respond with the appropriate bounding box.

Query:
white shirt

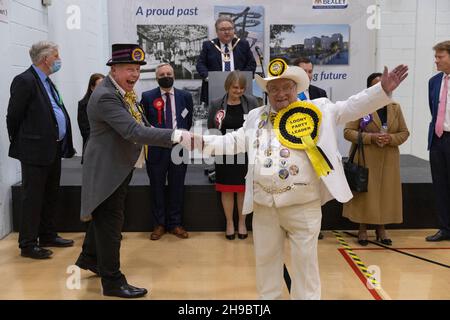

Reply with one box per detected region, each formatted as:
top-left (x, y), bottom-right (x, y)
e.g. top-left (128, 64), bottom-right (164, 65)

top-left (160, 88), bottom-right (177, 129)
top-left (220, 41), bottom-right (235, 71)
top-left (440, 73), bottom-right (450, 132)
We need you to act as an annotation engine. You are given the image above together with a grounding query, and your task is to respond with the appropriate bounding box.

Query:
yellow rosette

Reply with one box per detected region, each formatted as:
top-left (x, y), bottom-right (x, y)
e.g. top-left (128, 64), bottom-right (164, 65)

top-left (274, 101), bottom-right (333, 177)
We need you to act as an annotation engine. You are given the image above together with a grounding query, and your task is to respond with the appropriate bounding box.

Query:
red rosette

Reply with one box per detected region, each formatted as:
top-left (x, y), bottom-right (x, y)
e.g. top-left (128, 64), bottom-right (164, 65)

top-left (215, 110), bottom-right (225, 129)
top-left (153, 97), bottom-right (165, 125)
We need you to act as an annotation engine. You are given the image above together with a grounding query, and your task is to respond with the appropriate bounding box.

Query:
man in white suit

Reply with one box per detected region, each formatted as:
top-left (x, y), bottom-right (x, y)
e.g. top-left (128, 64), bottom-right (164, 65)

top-left (185, 60), bottom-right (408, 299)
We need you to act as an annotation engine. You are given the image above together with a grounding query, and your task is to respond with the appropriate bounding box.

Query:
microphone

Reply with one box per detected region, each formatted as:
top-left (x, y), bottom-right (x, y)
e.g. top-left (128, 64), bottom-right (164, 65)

top-left (255, 46), bottom-right (263, 59)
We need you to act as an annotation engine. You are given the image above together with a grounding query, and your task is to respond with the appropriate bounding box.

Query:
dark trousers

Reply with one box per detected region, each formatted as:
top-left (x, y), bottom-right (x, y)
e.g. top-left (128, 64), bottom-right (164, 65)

top-left (18, 156), bottom-right (61, 249)
top-left (146, 149), bottom-right (187, 229)
top-left (79, 172), bottom-right (132, 289)
top-left (430, 132), bottom-right (450, 236)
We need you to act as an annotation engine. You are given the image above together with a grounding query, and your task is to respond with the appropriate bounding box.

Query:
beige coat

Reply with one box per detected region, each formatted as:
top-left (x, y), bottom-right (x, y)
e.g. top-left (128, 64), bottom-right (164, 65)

top-left (342, 103), bottom-right (409, 225)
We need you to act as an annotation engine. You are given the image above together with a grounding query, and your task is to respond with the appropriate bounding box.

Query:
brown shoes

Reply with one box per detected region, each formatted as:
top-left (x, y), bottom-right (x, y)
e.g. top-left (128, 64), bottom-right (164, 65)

top-left (170, 226), bottom-right (189, 239)
top-left (150, 225), bottom-right (165, 240)
top-left (151, 225), bottom-right (189, 240)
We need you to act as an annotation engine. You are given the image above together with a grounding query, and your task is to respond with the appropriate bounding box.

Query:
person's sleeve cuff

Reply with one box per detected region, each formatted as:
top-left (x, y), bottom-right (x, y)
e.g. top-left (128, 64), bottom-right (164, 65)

top-left (171, 129), bottom-right (183, 143)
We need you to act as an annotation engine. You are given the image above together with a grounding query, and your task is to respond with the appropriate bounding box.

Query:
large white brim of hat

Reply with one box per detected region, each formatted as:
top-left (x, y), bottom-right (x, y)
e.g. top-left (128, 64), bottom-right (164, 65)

top-left (255, 66), bottom-right (310, 94)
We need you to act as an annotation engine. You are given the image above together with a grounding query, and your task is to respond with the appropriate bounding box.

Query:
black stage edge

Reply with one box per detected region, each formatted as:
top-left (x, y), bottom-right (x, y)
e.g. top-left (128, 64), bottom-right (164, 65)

top-left (12, 155), bottom-right (438, 232)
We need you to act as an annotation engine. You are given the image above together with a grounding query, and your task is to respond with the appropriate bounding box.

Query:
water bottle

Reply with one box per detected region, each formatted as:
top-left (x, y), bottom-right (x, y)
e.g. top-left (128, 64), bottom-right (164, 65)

top-left (378, 123), bottom-right (388, 147)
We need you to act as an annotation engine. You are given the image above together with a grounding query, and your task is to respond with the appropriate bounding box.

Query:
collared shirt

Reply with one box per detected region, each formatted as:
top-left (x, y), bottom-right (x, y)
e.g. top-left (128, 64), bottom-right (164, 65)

top-left (441, 73), bottom-right (450, 132)
top-left (298, 89), bottom-right (310, 101)
top-left (160, 88), bottom-right (178, 129)
top-left (220, 41), bottom-right (235, 71)
top-left (32, 65), bottom-right (66, 141)
top-left (108, 74), bottom-right (146, 168)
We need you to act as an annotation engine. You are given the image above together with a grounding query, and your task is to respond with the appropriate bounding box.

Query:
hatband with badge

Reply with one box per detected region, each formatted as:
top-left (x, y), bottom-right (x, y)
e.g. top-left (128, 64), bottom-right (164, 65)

top-left (107, 43), bottom-right (147, 66)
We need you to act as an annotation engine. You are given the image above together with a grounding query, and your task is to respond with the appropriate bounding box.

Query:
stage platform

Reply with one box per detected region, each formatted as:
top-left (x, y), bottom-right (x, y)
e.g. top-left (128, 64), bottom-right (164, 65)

top-left (12, 155), bottom-right (438, 232)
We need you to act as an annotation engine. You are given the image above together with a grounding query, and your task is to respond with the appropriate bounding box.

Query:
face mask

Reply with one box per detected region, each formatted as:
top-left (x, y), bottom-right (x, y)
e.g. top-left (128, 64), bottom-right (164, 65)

top-left (157, 77), bottom-right (174, 88)
top-left (50, 59), bottom-right (62, 74)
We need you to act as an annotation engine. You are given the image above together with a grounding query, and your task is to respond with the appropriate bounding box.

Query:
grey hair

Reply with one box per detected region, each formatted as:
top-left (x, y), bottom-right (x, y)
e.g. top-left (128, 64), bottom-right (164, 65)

top-left (215, 16), bottom-right (235, 30)
top-left (155, 63), bottom-right (173, 76)
top-left (29, 41), bottom-right (58, 65)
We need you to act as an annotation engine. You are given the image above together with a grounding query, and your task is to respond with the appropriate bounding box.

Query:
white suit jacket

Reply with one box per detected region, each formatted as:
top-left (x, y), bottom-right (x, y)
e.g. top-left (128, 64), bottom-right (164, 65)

top-left (203, 83), bottom-right (393, 215)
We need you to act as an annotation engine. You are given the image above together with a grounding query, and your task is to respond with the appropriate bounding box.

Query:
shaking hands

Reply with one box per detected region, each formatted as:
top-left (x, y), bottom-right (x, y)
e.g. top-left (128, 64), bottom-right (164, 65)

top-left (179, 131), bottom-right (204, 151)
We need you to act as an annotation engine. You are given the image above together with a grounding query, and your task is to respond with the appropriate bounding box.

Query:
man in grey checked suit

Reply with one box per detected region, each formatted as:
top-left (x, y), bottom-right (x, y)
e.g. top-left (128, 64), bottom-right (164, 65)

top-left (74, 43), bottom-right (189, 299)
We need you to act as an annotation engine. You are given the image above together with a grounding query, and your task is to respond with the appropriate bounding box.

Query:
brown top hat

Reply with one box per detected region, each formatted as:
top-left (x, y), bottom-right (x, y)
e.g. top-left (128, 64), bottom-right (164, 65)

top-left (106, 43), bottom-right (147, 66)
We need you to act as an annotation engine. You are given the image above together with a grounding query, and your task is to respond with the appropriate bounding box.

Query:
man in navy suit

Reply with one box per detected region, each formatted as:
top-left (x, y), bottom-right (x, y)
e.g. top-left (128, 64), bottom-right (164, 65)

top-left (141, 63), bottom-right (193, 240)
top-left (196, 16), bottom-right (257, 104)
top-left (426, 40), bottom-right (450, 242)
top-left (6, 41), bottom-right (75, 259)
top-left (294, 57), bottom-right (328, 100)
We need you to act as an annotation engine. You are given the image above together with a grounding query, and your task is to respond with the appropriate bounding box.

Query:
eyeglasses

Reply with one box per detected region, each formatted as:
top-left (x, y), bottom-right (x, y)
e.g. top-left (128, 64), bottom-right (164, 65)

top-left (218, 27), bottom-right (234, 33)
top-left (266, 83), bottom-right (296, 95)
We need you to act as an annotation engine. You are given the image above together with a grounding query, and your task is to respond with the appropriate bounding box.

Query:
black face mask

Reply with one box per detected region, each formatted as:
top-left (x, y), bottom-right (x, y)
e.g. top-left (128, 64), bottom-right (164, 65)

top-left (157, 77), bottom-right (174, 88)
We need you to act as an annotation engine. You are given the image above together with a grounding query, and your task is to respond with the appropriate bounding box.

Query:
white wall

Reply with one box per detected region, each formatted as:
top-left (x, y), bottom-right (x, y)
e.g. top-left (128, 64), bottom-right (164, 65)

top-left (0, 0), bottom-right (49, 239)
top-left (0, 0), bottom-right (108, 239)
top-left (48, 0), bottom-right (109, 156)
top-left (376, 0), bottom-right (450, 160)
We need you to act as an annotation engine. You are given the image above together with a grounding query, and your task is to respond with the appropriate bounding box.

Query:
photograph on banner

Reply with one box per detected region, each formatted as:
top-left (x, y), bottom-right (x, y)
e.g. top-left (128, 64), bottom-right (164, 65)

top-left (214, 5), bottom-right (264, 71)
top-left (137, 24), bottom-right (208, 80)
top-left (270, 24), bottom-right (350, 65)
top-left (0, 0), bottom-right (8, 23)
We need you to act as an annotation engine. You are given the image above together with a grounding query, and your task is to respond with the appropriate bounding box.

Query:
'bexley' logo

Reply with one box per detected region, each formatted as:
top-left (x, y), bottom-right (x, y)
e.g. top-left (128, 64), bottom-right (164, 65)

top-left (313, 0), bottom-right (348, 9)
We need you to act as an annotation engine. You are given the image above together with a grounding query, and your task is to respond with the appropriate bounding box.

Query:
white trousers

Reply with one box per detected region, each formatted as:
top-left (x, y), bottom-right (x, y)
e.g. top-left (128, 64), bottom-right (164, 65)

top-left (252, 200), bottom-right (322, 300)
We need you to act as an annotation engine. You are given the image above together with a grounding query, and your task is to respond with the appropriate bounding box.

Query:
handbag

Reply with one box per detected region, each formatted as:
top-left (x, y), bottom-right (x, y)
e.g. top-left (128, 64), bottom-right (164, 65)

top-left (344, 130), bottom-right (369, 192)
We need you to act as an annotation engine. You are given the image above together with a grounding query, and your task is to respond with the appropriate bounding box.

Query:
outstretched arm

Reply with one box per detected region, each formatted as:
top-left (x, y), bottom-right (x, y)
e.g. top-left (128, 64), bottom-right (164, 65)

top-left (332, 64), bottom-right (409, 125)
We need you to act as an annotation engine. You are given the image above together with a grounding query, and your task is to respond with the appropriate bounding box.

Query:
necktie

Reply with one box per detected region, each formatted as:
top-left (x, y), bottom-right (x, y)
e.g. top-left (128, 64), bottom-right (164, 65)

top-left (124, 91), bottom-right (142, 123)
top-left (435, 75), bottom-right (449, 137)
top-left (165, 92), bottom-right (173, 129)
top-left (46, 78), bottom-right (62, 106)
top-left (46, 77), bottom-right (66, 140)
top-left (224, 44), bottom-right (231, 71)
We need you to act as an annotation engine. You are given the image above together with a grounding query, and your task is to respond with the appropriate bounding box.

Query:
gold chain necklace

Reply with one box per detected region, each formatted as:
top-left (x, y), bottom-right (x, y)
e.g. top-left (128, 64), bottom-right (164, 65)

top-left (211, 38), bottom-right (241, 62)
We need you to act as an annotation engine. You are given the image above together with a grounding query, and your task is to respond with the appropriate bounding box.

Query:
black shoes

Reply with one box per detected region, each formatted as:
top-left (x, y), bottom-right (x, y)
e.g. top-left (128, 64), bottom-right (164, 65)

top-left (225, 233), bottom-right (235, 240)
top-left (318, 232), bottom-right (324, 240)
top-left (237, 233), bottom-right (248, 240)
top-left (426, 230), bottom-right (450, 242)
top-left (21, 246), bottom-right (53, 259)
top-left (357, 239), bottom-right (369, 246)
top-left (375, 230), bottom-right (392, 246)
top-left (357, 231), bottom-right (369, 246)
top-left (39, 236), bottom-right (74, 248)
top-left (75, 255), bottom-right (99, 276)
top-left (103, 284), bottom-right (148, 298)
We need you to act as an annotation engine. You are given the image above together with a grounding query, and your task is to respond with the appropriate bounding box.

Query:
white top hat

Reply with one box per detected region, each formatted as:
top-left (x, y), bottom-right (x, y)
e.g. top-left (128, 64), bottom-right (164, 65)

top-left (255, 58), bottom-right (310, 94)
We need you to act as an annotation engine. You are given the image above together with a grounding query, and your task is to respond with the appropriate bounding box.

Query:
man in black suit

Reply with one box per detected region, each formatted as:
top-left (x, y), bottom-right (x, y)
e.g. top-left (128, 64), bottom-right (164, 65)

top-left (196, 16), bottom-right (256, 104)
top-left (294, 57), bottom-right (327, 240)
top-left (293, 57), bottom-right (328, 100)
top-left (6, 41), bottom-right (75, 259)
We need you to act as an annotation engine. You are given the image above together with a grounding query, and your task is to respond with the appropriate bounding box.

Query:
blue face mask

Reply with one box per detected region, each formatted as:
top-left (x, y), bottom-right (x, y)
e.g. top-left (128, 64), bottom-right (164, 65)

top-left (50, 59), bottom-right (62, 74)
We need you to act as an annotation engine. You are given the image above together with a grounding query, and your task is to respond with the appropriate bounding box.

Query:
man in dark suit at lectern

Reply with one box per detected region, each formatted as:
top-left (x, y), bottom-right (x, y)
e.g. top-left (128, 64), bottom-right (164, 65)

top-left (196, 16), bottom-right (256, 105)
